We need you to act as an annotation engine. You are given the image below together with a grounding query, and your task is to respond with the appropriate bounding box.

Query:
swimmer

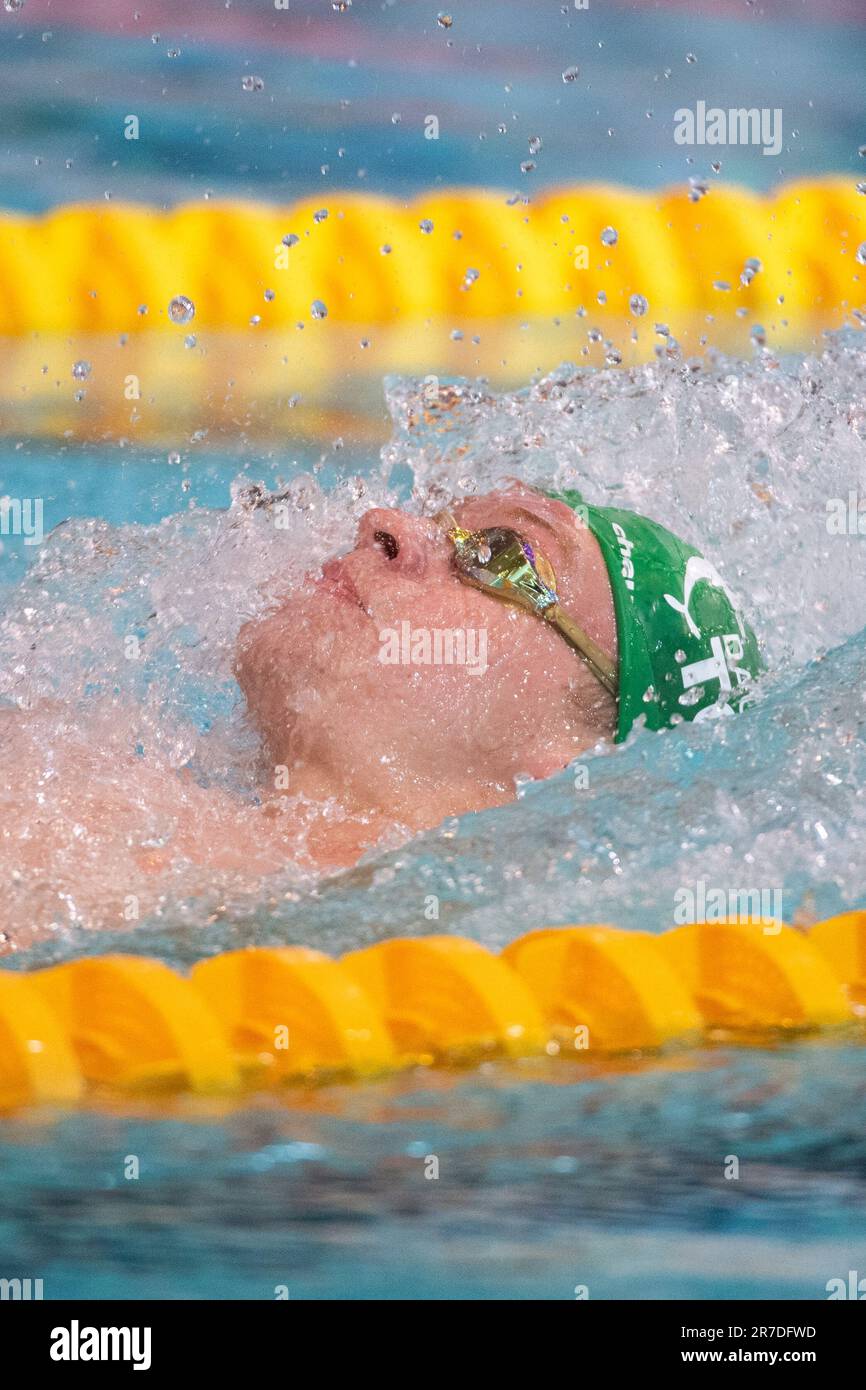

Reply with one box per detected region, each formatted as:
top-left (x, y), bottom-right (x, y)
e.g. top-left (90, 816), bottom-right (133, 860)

top-left (0, 483), bottom-right (761, 948)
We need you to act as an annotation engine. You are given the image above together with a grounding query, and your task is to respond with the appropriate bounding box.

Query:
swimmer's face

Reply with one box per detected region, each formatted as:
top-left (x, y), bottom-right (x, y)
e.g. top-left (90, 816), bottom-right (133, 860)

top-left (235, 486), bottom-right (617, 826)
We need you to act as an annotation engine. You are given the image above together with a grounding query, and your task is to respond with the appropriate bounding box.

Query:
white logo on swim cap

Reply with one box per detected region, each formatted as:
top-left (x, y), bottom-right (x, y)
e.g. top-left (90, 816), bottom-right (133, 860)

top-left (663, 555), bottom-right (745, 640)
top-left (610, 521), bottom-right (635, 591)
top-left (680, 632), bottom-right (752, 704)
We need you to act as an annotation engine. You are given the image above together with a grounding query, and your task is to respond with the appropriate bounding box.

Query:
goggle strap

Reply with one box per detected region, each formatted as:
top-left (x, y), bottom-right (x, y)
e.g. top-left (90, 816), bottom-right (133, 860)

top-left (546, 605), bottom-right (618, 696)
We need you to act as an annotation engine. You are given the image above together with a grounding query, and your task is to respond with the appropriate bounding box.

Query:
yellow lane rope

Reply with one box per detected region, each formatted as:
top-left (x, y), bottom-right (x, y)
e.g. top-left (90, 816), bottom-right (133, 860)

top-left (1, 913), bottom-right (864, 1108)
top-left (0, 180), bottom-right (862, 334)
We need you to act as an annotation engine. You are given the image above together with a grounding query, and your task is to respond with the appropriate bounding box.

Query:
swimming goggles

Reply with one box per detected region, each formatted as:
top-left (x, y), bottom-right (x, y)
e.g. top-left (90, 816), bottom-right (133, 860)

top-left (436, 510), bottom-right (618, 696)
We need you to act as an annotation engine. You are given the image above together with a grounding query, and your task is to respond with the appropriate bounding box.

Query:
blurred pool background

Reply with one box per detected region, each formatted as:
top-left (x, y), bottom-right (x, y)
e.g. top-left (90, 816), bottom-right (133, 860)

top-left (2, 0), bottom-right (865, 208)
top-left (1, 0), bottom-right (865, 1301)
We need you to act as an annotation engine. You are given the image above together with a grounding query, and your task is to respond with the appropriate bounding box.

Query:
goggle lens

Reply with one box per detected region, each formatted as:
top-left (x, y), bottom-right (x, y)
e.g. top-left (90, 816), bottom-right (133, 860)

top-left (438, 517), bottom-right (559, 615)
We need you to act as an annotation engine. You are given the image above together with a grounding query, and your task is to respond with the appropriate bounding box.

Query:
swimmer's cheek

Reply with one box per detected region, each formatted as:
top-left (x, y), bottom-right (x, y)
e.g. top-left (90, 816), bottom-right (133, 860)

top-left (133, 847), bottom-right (173, 875)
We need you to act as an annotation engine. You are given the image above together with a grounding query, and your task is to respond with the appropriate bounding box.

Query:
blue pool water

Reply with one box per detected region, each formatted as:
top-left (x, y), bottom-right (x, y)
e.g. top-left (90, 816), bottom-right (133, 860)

top-left (1, 0), bottom-right (864, 209)
top-left (2, 1044), bottom-right (865, 1300)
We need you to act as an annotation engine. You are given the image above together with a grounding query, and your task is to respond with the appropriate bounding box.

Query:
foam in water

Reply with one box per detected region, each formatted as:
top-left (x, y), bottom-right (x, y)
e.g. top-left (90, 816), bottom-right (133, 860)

top-left (2, 331), bottom-right (866, 961)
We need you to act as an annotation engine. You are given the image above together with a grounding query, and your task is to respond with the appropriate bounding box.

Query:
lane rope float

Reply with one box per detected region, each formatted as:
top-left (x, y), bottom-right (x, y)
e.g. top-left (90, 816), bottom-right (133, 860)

top-left (0, 916), bottom-right (863, 1110)
top-left (0, 180), bottom-right (862, 334)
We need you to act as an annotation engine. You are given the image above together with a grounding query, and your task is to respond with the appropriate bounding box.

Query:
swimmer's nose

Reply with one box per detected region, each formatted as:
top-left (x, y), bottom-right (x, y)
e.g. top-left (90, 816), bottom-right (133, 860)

top-left (356, 508), bottom-right (441, 578)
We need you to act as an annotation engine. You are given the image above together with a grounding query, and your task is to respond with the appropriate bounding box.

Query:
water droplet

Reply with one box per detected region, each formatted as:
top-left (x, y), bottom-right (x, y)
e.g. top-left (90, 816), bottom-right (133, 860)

top-left (311, 299), bottom-right (328, 318)
top-left (264, 288), bottom-right (275, 301)
top-left (740, 256), bottom-right (763, 286)
top-left (380, 243), bottom-right (392, 255)
top-left (313, 208), bottom-right (328, 223)
top-left (3, 0), bottom-right (24, 11)
top-left (859, 144), bottom-right (866, 158)
top-left (168, 294), bottom-right (195, 325)
top-left (450, 328), bottom-right (464, 341)
top-left (72, 360), bottom-right (91, 380)
top-left (685, 51), bottom-right (696, 63)
top-left (462, 267), bottom-right (480, 290)
top-left (137, 304), bottom-right (148, 316)
top-left (750, 323), bottom-right (767, 346)
top-left (562, 65), bottom-right (580, 83)
top-left (437, 10), bottom-right (453, 26)
top-left (520, 160), bottom-right (535, 174)
top-left (332, 0), bottom-right (352, 9)
top-left (167, 46), bottom-right (180, 58)
top-left (597, 290), bottom-right (607, 305)
top-left (688, 176), bottom-right (709, 202)
top-left (528, 135), bottom-right (542, 155)
top-left (359, 337), bottom-right (370, 349)
top-left (857, 183), bottom-right (866, 196)
top-left (857, 243), bottom-right (866, 266)
top-left (419, 218), bottom-right (434, 234)
top-left (674, 649), bottom-right (686, 664)
top-left (713, 280), bottom-right (731, 292)
top-left (281, 233), bottom-right (299, 248)
top-left (605, 347), bottom-right (622, 366)
top-left (241, 75), bottom-right (264, 92)
top-left (184, 334), bottom-right (196, 348)
top-left (391, 112), bottom-right (401, 125)
top-left (711, 160), bottom-right (722, 173)
top-left (600, 225), bottom-right (617, 246)
top-left (678, 686), bottom-right (703, 707)
top-left (497, 123), bottom-right (507, 135)
top-left (629, 293), bottom-right (648, 317)
top-left (250, 314), bottom-right (261, 325)
top-left (168, 451), bottom-right (181, 465)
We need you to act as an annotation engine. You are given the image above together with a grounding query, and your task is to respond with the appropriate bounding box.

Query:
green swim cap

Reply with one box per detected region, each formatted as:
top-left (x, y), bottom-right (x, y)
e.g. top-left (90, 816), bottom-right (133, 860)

top-left (547, 489), bottom-right (762, 742)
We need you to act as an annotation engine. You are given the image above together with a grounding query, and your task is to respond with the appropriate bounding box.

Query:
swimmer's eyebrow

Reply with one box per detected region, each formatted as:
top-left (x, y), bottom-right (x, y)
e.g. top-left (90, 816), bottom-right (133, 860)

top-left (503, 504), bottom-right (560, 537)
top-left (449, 499), bottom-right (565, 542)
